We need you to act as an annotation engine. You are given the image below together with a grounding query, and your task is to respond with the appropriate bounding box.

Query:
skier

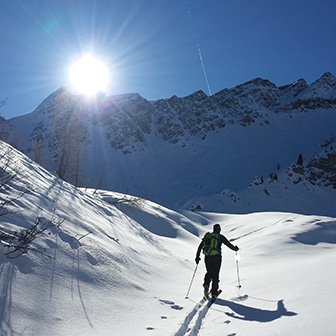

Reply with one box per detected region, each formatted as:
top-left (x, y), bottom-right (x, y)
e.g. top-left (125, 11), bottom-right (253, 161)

top-left (195, 224), bottom-right (238, 300)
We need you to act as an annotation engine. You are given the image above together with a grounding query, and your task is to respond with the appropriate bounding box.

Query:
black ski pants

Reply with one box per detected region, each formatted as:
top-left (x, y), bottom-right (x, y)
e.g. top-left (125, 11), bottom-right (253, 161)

top-left (203, 254), bottom-right (222, 295)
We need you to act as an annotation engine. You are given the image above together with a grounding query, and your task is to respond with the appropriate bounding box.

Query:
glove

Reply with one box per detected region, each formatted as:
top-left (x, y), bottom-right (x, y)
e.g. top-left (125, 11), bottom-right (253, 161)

top-left (195, 256), bottom-right (201, 264)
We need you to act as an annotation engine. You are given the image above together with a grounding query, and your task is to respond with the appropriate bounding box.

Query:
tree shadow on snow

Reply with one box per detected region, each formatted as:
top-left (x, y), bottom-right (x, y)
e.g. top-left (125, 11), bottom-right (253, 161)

top-left (0, 260), bottom-right (20, 334)
top-left (216, 299), bottom-right (297, 322)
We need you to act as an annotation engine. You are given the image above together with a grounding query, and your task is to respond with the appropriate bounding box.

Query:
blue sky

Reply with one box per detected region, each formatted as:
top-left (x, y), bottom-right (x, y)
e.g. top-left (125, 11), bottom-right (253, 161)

top-left (1, 0), bottom-right (336, 119)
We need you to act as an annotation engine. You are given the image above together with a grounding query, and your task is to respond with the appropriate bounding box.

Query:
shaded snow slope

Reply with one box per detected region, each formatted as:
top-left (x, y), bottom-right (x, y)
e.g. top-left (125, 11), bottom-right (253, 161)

top-left (1, 140), bottom-right (336, 335)
top-left (0, 140), bottom-right (199, 334)
top-left (184, 136), bottom-right (336, 217)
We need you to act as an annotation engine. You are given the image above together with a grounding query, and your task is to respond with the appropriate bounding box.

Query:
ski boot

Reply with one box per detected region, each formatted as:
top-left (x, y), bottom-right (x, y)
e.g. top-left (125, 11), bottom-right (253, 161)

top-left (211, 289), bottom-right (222, 303)
top-left (203, 285), bottom-right (210, 299)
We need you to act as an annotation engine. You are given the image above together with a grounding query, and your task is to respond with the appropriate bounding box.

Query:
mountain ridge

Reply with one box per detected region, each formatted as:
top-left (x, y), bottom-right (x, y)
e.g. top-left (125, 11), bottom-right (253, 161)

top-left (3, 72), bottom-right (336, 210)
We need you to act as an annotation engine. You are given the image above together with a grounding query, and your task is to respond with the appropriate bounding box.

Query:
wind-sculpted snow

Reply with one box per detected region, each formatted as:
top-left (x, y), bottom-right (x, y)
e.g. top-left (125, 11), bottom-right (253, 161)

top-left (292, 219), bottom-right (336, 245)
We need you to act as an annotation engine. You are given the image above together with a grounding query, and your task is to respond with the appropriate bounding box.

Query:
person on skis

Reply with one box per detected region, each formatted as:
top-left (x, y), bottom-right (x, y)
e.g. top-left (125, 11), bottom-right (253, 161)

top-left (195, 223), bottom-right (238, 300)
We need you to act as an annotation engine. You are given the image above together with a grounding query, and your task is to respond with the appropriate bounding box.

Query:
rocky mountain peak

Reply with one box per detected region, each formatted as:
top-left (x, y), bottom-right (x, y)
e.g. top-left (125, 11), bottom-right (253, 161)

top-left (31, 86), bottom-right (75, 118)
top-left (279, 79), bottom-right (308, 98)
top-left (318, 72), bottom-right (336, 85)
top-left (232, 78), bottom-right (277, 93)
top-left (184, 90), bottom-right (208, 102)
top-left (299, 72), bottom-right (336, 100)
top-left (311, 72), bottom-right (336, 91)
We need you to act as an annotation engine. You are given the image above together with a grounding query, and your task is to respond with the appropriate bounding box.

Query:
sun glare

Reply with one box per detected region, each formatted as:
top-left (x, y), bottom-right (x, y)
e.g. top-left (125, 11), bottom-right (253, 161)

top-left (69, 54), bottom-right (109, 95)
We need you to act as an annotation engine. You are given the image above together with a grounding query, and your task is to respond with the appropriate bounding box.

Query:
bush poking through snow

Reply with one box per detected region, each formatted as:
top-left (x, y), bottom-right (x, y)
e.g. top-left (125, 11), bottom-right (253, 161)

top-left (1, 214), bottom-right (64, 258)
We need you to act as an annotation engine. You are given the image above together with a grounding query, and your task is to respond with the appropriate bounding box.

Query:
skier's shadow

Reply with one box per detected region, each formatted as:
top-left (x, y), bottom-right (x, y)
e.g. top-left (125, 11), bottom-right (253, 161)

top-left (216, 298), bottom-right (297, 322)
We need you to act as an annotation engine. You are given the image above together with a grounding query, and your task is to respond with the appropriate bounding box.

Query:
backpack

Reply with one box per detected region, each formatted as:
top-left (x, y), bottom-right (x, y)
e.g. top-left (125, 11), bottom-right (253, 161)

top-left (202, 232), bottom-right (221, 256)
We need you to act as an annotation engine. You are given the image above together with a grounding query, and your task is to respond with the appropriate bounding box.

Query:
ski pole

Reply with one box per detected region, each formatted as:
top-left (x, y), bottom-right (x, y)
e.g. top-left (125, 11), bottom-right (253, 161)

top-left (185, 264), bottom-right (198, 299)
top-left (235, 251), bottom-right (242, 288)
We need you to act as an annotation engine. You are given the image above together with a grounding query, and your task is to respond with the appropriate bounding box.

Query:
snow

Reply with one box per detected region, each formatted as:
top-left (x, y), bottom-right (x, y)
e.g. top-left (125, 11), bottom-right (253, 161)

top-left (1, 139), bottom-right (336, 335)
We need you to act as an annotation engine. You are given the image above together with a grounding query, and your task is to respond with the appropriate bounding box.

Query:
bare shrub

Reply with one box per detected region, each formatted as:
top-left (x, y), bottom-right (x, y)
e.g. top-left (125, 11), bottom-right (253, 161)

top-left (1, 214), bottom-right (64, 258)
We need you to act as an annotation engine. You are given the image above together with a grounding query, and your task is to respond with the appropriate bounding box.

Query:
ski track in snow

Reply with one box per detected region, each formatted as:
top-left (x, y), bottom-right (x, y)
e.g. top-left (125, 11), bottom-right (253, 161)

top-left (174, 294), bottom-right (295, 336)
top-left (174, 297), bottom-right (221, 336)
top-left (174, 298), bottom-right (207, 336)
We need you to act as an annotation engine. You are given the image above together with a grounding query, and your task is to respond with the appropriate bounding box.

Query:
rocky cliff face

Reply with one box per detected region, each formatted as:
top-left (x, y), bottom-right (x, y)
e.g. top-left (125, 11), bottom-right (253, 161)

top-left (10, 72), bottom-right (336, 154)
top-left (290, 137), bottom-right (336, 189)
top-left (7, 72), bottom-right (336, 207)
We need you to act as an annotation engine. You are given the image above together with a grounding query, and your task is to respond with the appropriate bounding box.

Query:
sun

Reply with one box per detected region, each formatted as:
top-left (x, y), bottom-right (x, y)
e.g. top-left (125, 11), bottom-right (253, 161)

top-left (69, 54), bottom-right (109, 95)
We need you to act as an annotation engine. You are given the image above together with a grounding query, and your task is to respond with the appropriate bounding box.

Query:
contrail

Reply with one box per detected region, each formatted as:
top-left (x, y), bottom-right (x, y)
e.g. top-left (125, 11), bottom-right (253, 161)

top-left (196, 40), bottom-right (212, 96)
top-left (186, 3), bottom-right (212, 96)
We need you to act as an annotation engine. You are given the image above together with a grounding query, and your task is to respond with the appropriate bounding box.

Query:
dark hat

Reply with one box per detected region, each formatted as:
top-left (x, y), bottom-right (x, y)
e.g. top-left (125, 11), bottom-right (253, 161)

top-left (213, 224), bottom-right (221, 233)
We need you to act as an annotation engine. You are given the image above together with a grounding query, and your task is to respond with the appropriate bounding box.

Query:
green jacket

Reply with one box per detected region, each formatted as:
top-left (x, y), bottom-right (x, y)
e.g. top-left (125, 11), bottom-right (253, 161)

top-left (196, 232), bottom-right (238, 258)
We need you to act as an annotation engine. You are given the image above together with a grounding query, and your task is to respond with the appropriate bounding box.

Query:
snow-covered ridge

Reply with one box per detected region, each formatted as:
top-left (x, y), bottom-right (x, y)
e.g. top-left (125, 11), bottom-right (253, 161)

top-left (5, 72), bottom-right (336, 208)
top-left (9, 72), bottom-right (336, 151)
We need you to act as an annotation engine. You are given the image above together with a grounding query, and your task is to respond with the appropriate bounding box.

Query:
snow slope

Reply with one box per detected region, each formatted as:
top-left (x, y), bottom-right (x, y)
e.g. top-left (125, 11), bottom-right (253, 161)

top-left (1, 140), bottom-right (336, 335)
top-left (183, 135), bottom-right (336, 217)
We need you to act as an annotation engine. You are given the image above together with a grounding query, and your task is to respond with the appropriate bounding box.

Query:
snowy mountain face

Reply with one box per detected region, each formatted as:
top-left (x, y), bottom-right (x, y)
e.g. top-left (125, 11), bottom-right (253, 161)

top-left (185, 136), bottom-right (336, 216)
top-left (7, 72), bottom-right (336, 211)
